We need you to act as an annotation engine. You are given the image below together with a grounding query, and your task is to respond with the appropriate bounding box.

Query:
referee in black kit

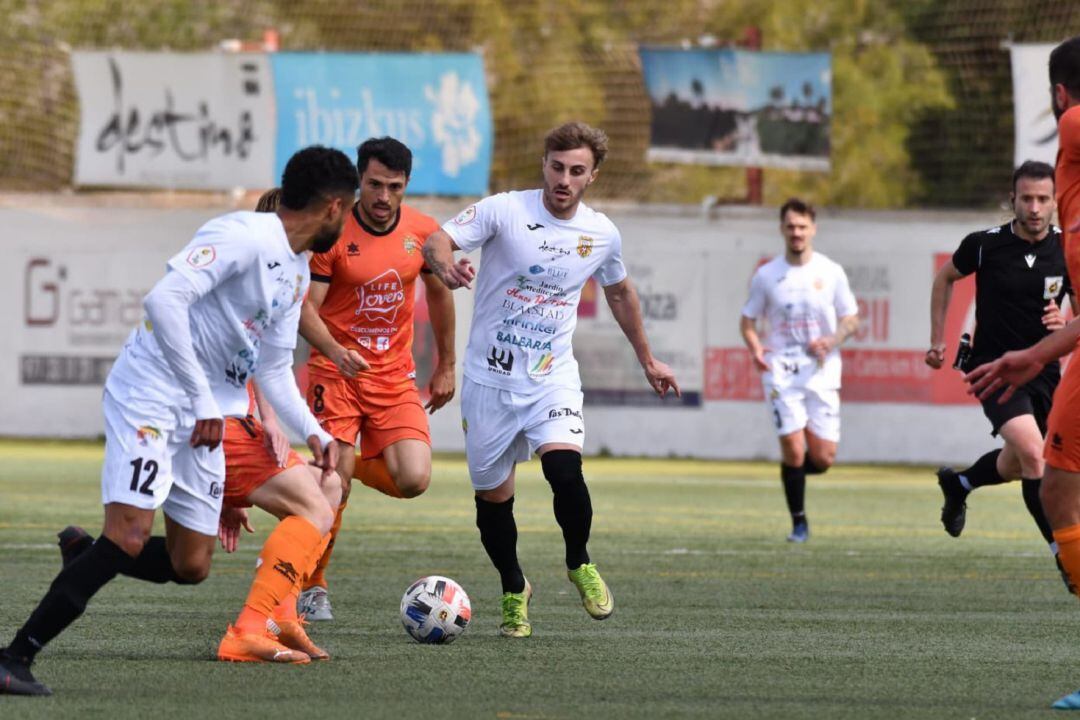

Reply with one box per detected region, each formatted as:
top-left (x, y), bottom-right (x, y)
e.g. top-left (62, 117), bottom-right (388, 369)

top-left (927, 160), bottom-right (1075, 585)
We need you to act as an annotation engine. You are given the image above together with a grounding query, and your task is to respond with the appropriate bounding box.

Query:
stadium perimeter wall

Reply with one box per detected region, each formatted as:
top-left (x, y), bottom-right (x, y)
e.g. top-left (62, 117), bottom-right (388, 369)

top-left (1, 196), bottom-right (1004, 465)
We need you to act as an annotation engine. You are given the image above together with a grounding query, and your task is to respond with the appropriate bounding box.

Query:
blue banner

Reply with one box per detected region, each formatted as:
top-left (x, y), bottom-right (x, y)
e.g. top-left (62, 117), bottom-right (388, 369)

top-left (271, 53), bottom-right (492, 195)
top-left (639, 48), bottom-right (831, 171)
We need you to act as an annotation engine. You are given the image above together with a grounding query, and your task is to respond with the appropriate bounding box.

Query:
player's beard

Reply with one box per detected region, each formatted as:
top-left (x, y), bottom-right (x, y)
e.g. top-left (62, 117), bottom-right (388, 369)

top-left (310, 225), bottom-right (340, 254)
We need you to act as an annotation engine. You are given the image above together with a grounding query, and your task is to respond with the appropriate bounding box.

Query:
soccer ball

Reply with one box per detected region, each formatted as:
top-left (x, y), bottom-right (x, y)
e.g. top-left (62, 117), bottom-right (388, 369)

top-left (400, 575), bottom-right (471, 644)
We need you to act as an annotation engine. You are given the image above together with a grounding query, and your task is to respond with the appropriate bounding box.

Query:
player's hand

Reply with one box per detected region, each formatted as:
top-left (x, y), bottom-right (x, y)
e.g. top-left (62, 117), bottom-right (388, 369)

top-left (807, 336), bottom-right (836, 362)
top-left (190, 418), bottom-right (224, 450)
top-left (261, 416), bottom-right (291, 468)
top-left (925, 344), bottom-right (946, 370)
top-left (1044, 299), bottom-right (1066, 331)
top-left (217, 506), bottom-right (254, 553)
top-left (750, 347), bottom-right (769, 372)
top-left (964, 348), bottom-right (1045, 403)
top-left (330, 346), bottom-right (369, 378)
top-left (308, 435), bottom-right (340, 484)
top-left (644, 358), bottom-right (681, 398)
top-left (425, 363), bottom-right (456, 414)
top-left (440, 257), bottom-right (476, 290)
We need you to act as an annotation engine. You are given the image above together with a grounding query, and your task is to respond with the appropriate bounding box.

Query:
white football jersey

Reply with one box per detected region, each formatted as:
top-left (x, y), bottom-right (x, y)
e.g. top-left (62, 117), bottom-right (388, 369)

top-left (443, 189), bottom-right (627, 394)
top-left (742, 252), bottom-right (858, 389)
top-left (107, 211), bottom-right (309, 417)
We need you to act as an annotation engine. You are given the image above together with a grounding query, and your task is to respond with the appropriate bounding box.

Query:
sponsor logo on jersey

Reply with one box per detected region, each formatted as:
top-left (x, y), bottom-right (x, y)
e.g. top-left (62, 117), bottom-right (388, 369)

top-left (497, 330), bottom-right (552, 351)
top-left (527, 223), bottom-right (544, 231)
top-left (539, 241), bottom-right (571, 256)
top-left (403, 235), bottom-right (419, 254)
top-left (529, 353), bottom-right (555, 377)
top-left (186, 246), bottom-right (216, 268)
top-left (225, 348), bottom-right (256, 388)
top-left (1025, 253), bottom-right (1037, 268)
top-left (502, 316), bottom-right (556, 334)
top-left (136, 425), bottom-right (162, 446)
top-left (1045, 275), bottom-right (1064, 299)
top-left (376, 336), bottom-right (390, 351)
top-left (454, 205), bottom-right (477, 225)
top-left (356, 269), bottom-right (405, 324)
top-left (347, 242), bottom-right (361, 255)
top-left (548, 406), bottom-right (581, 420)
top-left (577, 235), bottom-right (594, 258)
top-left (267, 261), bottom-right (281, 270)
top-left (486, 345), bottom-right (514, 375)
top-left (529, 264), bottom-right (544, 275)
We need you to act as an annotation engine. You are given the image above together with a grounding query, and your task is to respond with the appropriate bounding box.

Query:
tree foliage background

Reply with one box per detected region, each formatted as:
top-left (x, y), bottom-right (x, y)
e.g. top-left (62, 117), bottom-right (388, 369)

top-left (0, 0), bottom-right (1076, 207)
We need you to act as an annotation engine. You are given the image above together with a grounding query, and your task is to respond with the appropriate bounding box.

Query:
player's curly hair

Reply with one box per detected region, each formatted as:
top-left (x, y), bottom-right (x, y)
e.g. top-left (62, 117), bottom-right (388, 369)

top-left (279, 146), bottom-right (358, 211)
top-left (357, 137), bottom-right (413, 179)
top-left (1051, 36), bottom-right (1080, 98)
top-left (544, 122), bottom-right (608, 168)
top-left (254, 187), bottom-right (281, 213)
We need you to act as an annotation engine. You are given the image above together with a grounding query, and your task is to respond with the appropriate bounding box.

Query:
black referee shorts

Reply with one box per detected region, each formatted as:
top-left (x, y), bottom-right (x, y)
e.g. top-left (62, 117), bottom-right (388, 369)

top-left (980, 373), bottom-right (1056, 437)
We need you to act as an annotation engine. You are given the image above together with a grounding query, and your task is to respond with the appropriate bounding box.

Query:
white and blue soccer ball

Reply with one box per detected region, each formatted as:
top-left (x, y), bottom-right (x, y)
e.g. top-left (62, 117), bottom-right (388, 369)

top-left (400, 575), bottom-right (471, 644)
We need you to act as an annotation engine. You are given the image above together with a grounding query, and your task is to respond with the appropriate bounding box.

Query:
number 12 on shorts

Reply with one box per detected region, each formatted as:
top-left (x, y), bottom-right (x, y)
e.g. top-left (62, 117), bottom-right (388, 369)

top-left (129, 457), bottom-right (158, 496)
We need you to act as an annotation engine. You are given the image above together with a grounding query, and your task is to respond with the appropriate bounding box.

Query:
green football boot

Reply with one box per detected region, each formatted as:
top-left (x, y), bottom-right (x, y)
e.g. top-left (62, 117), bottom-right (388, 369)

top-left (498, 578), bottom-right (533, 638)
top-left (567, 563), bottom-right (614, 620)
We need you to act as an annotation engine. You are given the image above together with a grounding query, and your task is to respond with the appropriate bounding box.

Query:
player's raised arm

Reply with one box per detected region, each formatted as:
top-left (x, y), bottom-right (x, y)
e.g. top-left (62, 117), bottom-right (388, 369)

top-left (602, 276), bottom-right (680, 398)
top-left (300, 279), bottom-right (368, 378)
top-left (927, 261), bottom-right (964, 369)
top-left (421, 270), bottom-right (457, 413)
top-left (421, 229), bottom-right (475, 290)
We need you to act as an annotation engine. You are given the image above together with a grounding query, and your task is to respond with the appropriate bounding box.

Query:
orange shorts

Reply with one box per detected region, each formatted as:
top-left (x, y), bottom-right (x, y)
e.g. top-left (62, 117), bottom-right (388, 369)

top-left (223, 416), bottom-right (305, 508)
top-left (306, 371), bottom-right (430, 459)
top-left (1046, 350), bottom-right (1080, 473)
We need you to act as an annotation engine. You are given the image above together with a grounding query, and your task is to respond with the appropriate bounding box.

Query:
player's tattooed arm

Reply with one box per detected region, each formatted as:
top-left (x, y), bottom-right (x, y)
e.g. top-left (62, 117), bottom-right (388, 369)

top-left (422, 230), bottom-right (475, 290)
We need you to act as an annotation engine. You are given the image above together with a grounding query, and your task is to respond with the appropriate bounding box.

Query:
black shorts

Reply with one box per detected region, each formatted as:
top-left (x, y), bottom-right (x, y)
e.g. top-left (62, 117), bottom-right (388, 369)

top-left (980, 372), bottom-right (1056, 437)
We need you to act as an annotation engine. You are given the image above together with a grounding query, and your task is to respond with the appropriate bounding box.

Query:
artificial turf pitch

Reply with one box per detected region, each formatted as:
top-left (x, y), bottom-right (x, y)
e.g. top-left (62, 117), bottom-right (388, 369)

top-left (1, 439), bottom-right (1079, 718)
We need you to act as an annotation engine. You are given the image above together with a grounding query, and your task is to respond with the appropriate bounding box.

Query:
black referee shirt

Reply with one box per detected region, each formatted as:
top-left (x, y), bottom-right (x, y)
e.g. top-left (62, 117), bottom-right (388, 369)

top-left (952, 222), bottom-right (1071, 374)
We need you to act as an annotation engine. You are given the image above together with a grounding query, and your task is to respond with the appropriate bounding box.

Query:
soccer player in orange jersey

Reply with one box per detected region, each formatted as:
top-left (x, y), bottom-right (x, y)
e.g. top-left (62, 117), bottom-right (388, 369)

top-left (964, 35), bottom-right (1080, 709)
top-left (297, 137), bottom-right (458, 620)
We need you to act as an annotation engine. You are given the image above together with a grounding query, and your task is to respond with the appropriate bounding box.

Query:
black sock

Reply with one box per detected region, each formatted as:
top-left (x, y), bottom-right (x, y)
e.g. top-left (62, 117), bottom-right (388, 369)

top-left (121, 536), bottom-right (193, 584)
top-left (475, 496), bottom-right (525, 594)
top-left (803, 452), bottom-right (828, 476)
top-left (1021, 478), bottom-right (1055, 546)
top-left (781, 464), bottom-right (807, 518)
top-left (8, 536), bottom-right (134, 662)
top-left (541, 450), bottom-right (592, 569)
top-left (959, 449), bottom-right (1006, 489)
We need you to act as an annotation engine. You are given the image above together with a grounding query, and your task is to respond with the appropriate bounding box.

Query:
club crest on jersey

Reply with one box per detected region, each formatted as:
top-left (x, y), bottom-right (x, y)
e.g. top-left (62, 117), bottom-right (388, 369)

top-left (403, 235), bottom-right (419, 254)
top-left (454, 205), bottom-right (477, 225)
top-left (577, 235), bottom-right (594, 258)
top-left (1045, 276), bottom-right (1064, 300)
top-left (186, 246), bottom-right (216, 268)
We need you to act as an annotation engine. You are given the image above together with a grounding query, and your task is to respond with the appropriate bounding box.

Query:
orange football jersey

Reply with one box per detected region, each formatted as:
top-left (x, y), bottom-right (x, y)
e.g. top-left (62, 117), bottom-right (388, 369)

top-left (1059, 105), bottom-right (1080, 287)
top-left (308, 204), bottom-right (439, 378)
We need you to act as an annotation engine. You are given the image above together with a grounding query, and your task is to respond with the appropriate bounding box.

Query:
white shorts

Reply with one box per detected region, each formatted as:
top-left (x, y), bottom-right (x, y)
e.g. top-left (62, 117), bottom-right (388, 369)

top-left (762, 381), bottom-right (841, 442)
top-left (460, 377), bottom-right (585, 491)
top-left (101, 383), bottom-right (224, 536)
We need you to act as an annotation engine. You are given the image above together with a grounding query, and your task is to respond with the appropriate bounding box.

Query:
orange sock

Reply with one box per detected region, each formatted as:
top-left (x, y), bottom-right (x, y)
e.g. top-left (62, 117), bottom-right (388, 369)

top-left (306, 502), bottom-right (346, 591)
top-left (354, 456), bottom-right (404, 498)
top-left (1054, 523), bottom-right (1080, 598)
top-left (276, 532), bottom-right (332, 621)
top-left (236, 516), bottom-right (323, 634)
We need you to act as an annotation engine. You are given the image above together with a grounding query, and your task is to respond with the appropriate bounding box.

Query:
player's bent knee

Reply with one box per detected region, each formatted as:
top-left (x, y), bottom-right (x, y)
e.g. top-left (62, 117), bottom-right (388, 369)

top-left (172, 557), bottom-right (211, 584)
top-left (395, 469), bottom-right (430, 498)
top-left (540, 449), bottom-right (584, 489)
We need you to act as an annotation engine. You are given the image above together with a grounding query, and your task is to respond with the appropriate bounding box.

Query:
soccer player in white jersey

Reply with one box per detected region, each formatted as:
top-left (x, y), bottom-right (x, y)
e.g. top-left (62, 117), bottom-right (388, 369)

top-left (740, 198), bottom-right (860, 543)
top-left (422, 122), bottom-right (680, 638)
top-left (0, 147), bottom-right (358, 696)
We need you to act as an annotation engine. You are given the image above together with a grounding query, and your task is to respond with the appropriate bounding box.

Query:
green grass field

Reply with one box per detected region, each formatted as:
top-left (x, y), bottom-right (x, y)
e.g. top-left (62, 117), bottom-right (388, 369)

top-left (2, 439), bottom-right (1079, 719)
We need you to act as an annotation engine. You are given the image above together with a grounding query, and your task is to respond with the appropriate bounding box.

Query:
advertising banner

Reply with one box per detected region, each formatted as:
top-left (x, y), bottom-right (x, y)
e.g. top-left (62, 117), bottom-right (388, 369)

top-left (72, 52), bottom-right (276, 190)
top-left (639, 47), bottom-right (831, 171)
top-left (270, 53), bottom-right (492, 196)
top-left (575, 254), bottom-right (704, 406)
top-left (1010, 43), bottom-right (1058, 168)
